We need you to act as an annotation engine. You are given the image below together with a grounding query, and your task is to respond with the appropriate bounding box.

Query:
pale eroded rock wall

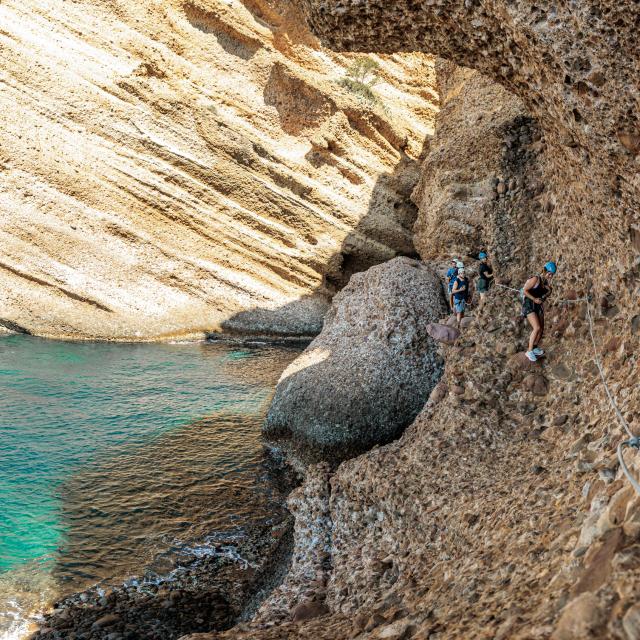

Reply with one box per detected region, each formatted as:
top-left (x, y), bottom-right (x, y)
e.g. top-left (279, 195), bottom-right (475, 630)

top-left (0, 0), bottom-right (437, 340)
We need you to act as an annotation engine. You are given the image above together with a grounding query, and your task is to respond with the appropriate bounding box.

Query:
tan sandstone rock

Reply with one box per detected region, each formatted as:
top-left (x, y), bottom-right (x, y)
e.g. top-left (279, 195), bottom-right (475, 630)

top-left (0, 0), bottom-right (437, 340)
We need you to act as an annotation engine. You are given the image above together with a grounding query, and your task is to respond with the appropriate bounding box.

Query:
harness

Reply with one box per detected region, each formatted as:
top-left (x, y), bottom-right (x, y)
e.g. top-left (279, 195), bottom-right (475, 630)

top-left (520, 275), bottom-right (548, 303)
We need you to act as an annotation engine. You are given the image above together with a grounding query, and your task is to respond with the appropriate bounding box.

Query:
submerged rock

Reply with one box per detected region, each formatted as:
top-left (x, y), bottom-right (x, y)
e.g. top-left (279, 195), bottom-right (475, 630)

top-left (263, 257), bottom-right (447, 463)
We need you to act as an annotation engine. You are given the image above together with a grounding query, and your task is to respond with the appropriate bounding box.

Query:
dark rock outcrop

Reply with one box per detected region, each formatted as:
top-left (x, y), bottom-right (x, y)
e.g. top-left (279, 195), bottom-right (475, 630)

top-left (263, 257), bottom-right (446, 463)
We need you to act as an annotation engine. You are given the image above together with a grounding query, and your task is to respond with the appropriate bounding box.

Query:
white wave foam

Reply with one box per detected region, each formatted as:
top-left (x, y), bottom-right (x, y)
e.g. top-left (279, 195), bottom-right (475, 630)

top-left (0, 600), bottom-right (37, 640)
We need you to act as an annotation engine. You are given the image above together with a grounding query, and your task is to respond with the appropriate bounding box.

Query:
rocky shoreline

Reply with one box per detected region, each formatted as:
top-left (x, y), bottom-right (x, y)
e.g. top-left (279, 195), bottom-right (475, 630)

top-left (27, 257), bottom-right (452, 640)
top-left (29, 454), bottom-right (300, 640)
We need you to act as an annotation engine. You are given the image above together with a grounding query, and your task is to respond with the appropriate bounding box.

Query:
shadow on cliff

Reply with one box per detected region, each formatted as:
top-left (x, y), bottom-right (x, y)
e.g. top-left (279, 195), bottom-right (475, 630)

top-left (216, 137), bottom-right (430, 339)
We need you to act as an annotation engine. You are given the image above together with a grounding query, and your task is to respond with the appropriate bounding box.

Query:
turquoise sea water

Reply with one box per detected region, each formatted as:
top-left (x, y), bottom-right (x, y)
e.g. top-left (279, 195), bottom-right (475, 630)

top-left (0, 335), bottom-right (300, 638)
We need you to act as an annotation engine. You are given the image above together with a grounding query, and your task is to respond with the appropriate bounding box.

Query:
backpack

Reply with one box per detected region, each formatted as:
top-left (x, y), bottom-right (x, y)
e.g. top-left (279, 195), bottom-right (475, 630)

top-left (464, 279), bottom-right (472, 302)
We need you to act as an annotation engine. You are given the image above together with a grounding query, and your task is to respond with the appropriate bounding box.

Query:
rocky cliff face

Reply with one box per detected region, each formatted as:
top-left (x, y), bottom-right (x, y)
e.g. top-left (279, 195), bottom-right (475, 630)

top-left (179, 3), bottom-right (640, 640)
top-left (0, 0), bottom-right (436, 340)
top-left (301, 0), bottom-right (640, 303)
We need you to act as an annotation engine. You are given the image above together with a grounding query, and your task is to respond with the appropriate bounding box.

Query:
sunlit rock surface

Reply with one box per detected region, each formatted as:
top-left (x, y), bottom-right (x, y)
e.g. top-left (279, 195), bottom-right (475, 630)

top-left (0, 0), bottom-right (436, 340)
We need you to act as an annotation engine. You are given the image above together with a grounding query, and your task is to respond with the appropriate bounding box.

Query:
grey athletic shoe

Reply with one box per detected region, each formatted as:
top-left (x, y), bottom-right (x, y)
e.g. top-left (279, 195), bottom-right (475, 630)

top-left (526, 351), bottom-right (538, 362)
top-left (533, 347), bottom-right (544, 356)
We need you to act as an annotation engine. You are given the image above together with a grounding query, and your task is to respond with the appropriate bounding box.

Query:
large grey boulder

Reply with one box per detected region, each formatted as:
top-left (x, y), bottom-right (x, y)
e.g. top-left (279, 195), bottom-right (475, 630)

top-left (263, 257), bottom-right (447, 463)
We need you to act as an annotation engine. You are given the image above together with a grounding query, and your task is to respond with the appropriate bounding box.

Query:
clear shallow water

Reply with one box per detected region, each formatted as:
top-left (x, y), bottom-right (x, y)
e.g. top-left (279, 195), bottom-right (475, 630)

top-left (0, 335), bottom-right (301, 639)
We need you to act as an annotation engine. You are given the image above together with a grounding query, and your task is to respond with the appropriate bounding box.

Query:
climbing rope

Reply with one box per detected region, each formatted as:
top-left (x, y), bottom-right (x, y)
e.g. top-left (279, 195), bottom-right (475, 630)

top-left (582, 301), bottom-right (640, 493)
top-left (495, 283), bottom-right (521, 294)
top-left (494, 284), bottom-right (640, 493)
top-left (583, 302), bottom-right (633, 438)
top-left (618, 440), bottom-right (640, 495)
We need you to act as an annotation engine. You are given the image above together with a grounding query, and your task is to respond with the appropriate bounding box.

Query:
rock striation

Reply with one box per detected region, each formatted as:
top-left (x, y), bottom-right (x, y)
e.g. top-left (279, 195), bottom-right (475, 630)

top-left (263, 257), bottom-right (446, 463)
top-left (0, 0), bottom-right (437, 340)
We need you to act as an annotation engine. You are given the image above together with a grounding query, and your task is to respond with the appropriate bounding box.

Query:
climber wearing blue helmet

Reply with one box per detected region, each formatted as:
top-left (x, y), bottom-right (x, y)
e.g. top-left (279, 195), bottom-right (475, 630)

top-left (522, 261), bottom-right (557, 361)
top-left (476, 251), bottom-right (494, 308)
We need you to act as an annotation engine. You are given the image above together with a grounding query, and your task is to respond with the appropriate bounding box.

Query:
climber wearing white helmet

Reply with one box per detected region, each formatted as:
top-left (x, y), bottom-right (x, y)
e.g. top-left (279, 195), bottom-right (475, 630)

top-left (451, 266), bottom-right (470, 328)
top-left (522, 261), bottom-right (557, 361)
top-left (446, 259), bottom-right (463, 309)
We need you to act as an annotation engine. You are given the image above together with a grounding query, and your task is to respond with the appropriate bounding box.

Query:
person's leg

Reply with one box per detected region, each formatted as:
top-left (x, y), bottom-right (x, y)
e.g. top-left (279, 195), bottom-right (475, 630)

top-left (536, 310), bottom-right (545, 347)
top-left (479, 292), bottom-right (486, 309)
top-left (456, 300), bottom-right (465, 327)
top-left (526, 312), bottom-right (541, 352)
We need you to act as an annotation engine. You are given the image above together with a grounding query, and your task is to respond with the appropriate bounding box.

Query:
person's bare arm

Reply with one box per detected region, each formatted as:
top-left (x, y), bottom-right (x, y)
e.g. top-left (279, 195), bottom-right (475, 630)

top-left (523, 276), bottom-right (542, 304)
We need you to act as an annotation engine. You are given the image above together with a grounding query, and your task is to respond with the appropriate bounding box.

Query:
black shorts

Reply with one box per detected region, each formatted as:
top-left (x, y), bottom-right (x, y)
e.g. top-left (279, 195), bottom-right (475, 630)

top-left (522, 298), bottom-right (543, 317)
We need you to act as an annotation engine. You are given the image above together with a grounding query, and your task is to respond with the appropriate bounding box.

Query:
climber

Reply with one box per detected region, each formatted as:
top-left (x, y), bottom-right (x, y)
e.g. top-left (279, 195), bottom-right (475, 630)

top-left (522, 261), bottom-right (557, 362)
top-left (446, 258), bottom-right (459, 309)
top-left (476, 252), bottom-right (494, 308)
top-left (451, 267), bottom-right (470, 328)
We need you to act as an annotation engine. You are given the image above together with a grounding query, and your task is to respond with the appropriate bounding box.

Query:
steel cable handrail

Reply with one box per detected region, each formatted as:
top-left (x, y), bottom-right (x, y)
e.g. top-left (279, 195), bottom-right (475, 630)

top-left (491, 285), bottom-right (639, 493)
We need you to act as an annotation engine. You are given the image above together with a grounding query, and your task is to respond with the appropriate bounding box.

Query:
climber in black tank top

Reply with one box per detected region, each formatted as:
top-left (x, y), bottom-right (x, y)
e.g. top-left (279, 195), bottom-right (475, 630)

top-left (522, 261), bottom-right (557, 362)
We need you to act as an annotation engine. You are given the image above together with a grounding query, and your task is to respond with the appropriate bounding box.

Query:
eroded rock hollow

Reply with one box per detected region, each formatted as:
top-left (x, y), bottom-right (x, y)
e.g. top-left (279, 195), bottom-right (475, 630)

top-left (301, 0), bottom-right (639, 301)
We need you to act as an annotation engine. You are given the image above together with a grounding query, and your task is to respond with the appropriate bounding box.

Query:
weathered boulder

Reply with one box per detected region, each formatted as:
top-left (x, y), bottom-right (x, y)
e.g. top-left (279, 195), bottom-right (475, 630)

top-left (291, 601), bottom-right (329, 623)
top-left (508, 352), bottom-right (542, 372)
top-left (427, 323), bottom-right (460, 344)
top-left (263, 257), bottom-right (447, 463)
top-left (522, 373), bottom-right (549, 396)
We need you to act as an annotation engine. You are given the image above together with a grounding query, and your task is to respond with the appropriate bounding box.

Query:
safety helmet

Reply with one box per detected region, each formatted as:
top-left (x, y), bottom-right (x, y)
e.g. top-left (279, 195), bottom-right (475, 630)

top-left (458, 267), bottom-right (465, 274)
top-left (479, 252), bottom-right (487, 259)
top-left (544, 261), bottom-right (557, 274)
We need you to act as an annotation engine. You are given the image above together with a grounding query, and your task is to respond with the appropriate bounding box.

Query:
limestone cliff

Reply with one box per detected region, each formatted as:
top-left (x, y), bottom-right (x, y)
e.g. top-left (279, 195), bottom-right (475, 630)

top-left (0, 0), bottom-right (436, 340)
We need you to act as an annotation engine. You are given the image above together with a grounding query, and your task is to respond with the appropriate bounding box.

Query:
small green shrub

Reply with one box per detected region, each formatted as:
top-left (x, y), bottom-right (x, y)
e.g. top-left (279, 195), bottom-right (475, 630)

top-left (337, 57), bottom-right (383, 106)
